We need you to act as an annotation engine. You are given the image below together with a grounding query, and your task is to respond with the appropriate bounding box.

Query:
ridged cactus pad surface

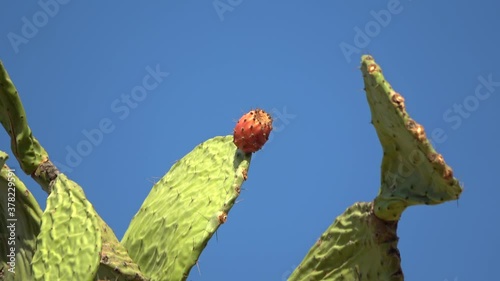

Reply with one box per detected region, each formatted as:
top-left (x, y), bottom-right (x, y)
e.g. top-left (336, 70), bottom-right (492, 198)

top-left (361, 55), bottom-right (463, 221)
top-left (31, 174), bottom-right (102, 281)
top-left (0, 151), bottom-right (42, 281)
top-left (288, 202), bottom-right (403, 281)
top-left (122, 135), bottom-right (251, 281)
top-left (96, 221), bottom-right (149, 281)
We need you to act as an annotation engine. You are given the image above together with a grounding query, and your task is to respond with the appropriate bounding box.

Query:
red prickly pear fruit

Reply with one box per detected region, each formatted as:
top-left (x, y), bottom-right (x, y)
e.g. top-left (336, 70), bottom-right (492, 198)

top-left (233, 109), bottom-right (273, 153)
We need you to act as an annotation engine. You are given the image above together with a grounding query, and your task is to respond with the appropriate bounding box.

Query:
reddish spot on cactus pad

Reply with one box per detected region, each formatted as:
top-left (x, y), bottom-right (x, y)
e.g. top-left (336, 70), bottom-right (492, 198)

top-left (218, 212), bottom-right (228, 224)
top-left (391, 92), bottom-right (406, 111)
top-left (233, 109), bottom-right (273, 153)
top-left (443, 167), bottom-right (454, 181)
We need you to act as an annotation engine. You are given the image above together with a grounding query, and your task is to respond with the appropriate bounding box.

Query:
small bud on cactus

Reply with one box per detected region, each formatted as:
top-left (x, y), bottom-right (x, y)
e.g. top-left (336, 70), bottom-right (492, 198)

top-left (233, 109), bottom-right (273, 153)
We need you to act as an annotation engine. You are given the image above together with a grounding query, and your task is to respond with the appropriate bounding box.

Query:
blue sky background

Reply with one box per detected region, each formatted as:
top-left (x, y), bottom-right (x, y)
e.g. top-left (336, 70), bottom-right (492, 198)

top-left (1, 1), bottom-right (498, 280)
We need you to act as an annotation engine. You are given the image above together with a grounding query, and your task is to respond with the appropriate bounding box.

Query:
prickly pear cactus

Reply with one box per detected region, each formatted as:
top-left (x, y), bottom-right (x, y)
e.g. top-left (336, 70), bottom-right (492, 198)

top-left (360, 55), bottom-right (462, 221)
top-left (122, 136), bottom-right (251, 281)
top-left (0, 53), bottom-right (462, 281)
top-left (0, 60), bottom-right (149, 281)
top-left (288, 55), bottom-right (462, 281)
top-left (31, 173), bottom-right (102, 281)
top-left (0, 152), bottom-right (42, 281)
top-left (288, 202), bottom-right (403, 281)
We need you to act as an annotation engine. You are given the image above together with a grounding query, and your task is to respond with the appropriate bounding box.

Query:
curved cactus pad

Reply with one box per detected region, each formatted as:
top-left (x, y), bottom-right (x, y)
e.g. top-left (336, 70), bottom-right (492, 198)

top-left (122, 135), bottom-right (251, 281)
top-left (0, 151), bottom-right (43, 281)
top-left (0, 61), bottom-right (48, 175)
top-left (32, 174), bottom-right (101, 281)
top-left (360, 55), bottom-right (463, 221)
top-left (288, 202), bottom-right (403, 281)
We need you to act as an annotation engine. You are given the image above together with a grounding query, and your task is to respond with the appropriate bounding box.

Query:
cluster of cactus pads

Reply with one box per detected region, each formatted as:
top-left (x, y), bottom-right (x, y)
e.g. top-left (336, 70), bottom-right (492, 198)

top-left (0, 55), bottom-right (462, 281)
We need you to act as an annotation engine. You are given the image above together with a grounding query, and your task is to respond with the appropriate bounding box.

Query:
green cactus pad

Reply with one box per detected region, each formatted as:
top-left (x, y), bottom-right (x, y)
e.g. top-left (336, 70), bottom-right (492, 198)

top-left (361, 55), bottom-right (463, 221)
top-left (122, 135), bottom-right (251, 281)
top-left (95, 220), bottom-right (149, 281)
top-left (0, 61), bottom-right (48, 175)
top-left (31, 174), bottom-right (101, 281)
top-left (0, 151), bottom-right (43, 281)
top-left (288, 202), bottom-right (403, 281)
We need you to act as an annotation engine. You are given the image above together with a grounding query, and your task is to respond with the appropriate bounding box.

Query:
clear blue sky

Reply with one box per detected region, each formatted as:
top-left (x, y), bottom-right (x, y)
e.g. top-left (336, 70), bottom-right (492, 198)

top-left (1, 1), bottom-right (498, 280)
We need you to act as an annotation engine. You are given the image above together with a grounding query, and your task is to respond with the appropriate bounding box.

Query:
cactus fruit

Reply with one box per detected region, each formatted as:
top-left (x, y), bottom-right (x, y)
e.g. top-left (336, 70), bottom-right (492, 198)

top-left (233, 109), bottom-right (273, 153)
top-left (0, 152), bottom-right (43, 281)
top-left (287, 202), bottom-right (403, 281)
top-left (360, 55), bottom-right (463, 221)
top-left (122, 135), bottom-right (252, 281)
top-left (31, 174), bottom-right (102, 281)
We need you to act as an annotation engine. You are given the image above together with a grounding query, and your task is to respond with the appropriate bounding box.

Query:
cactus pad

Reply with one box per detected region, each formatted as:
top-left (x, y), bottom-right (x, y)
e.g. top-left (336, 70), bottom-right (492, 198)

top-left (0, 61), bottom-right (48, 175)
top-left (361, 55), bottom-right (463, 221)
top-left (95, 220), bottom-right (149, 281)
top-left (31, 174), bottom-right (101, 281)
top-left (0, 151), bottom-right (43, 281)
top-left (122, 135), bottom-right (251, 281)
top-left (288, 202), bottom-right (403, 281)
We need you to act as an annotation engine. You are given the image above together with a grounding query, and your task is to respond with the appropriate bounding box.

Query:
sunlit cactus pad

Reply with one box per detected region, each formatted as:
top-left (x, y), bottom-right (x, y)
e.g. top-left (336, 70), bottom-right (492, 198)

top-left (95, 221), bottom-right (150, 281)
top-left (31, 174), bottom-right (101, 281)
top-left (288, 202), bottom-right (403, 281)
top-left (122, 135), bottom-right (251, 281)
top-left (361, 55), bottom-right (463, 221)
top-left (0, 61), bottom-right (47, 175)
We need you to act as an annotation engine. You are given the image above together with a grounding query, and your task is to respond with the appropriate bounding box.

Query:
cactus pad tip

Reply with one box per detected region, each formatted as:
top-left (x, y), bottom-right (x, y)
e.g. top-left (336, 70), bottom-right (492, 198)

top-left (360, 54), bottom-right (463, 221)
